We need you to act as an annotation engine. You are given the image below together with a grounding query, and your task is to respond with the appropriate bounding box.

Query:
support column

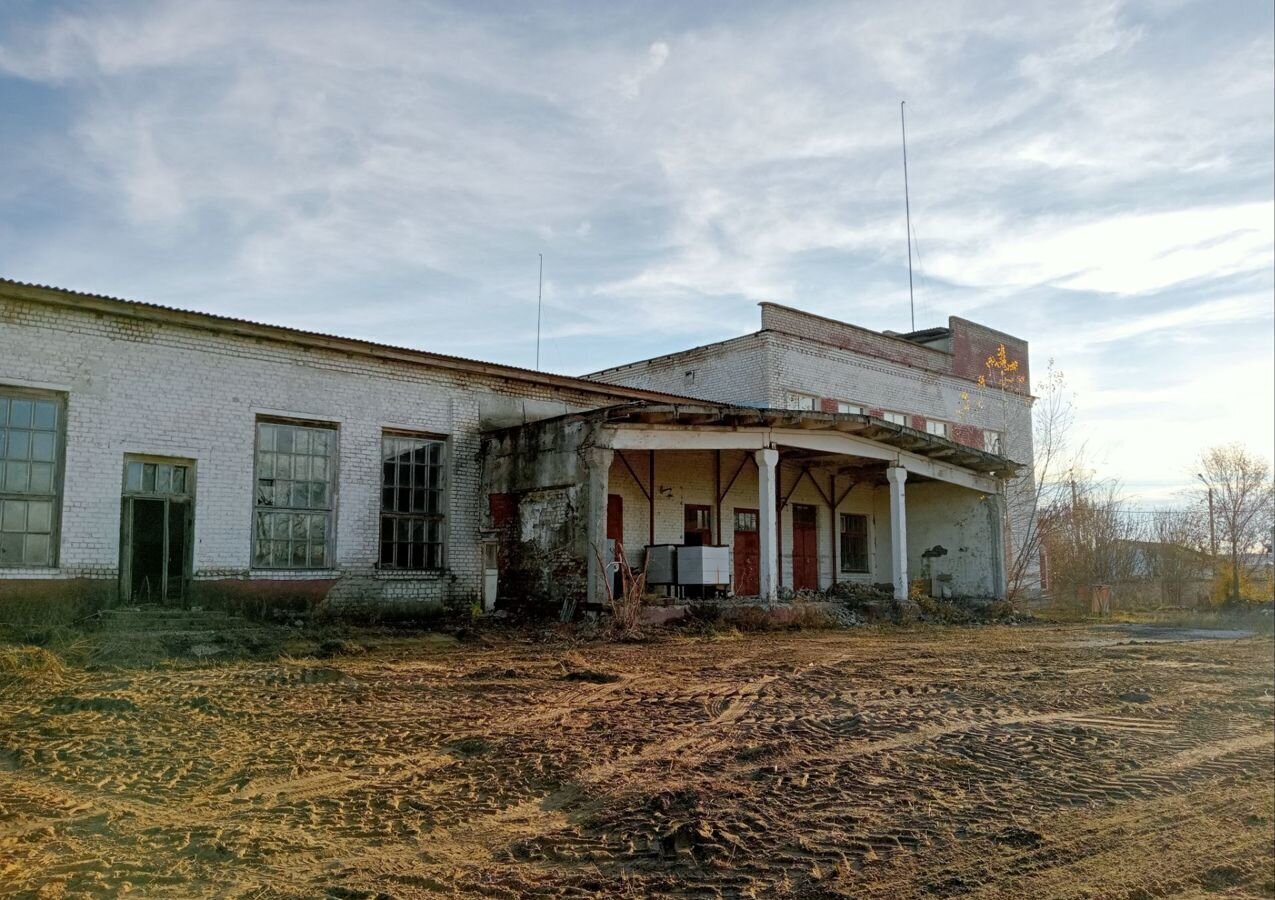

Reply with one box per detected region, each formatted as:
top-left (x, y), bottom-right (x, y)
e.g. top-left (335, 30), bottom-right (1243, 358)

top-left (584, 447), bottom-right (614, 610)
top-left (886, 465), bottom-right (908, 601)
top-left (989, 492), bottom-right (1008, 601)
top-left (755, 448), bottom-right (779, 600)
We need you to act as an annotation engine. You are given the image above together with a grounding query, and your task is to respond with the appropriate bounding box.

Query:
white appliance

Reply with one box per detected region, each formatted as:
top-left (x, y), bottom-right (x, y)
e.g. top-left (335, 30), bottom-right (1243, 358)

top-left (677, 545), bottom-right (731, 586)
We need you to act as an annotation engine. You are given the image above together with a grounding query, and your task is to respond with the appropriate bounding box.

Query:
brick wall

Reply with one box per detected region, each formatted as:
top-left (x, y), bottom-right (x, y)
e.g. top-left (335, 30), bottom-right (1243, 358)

top-left (0, 295), bottom-right (633, 608)
top-left (584, 333), bottom-right (772, 408)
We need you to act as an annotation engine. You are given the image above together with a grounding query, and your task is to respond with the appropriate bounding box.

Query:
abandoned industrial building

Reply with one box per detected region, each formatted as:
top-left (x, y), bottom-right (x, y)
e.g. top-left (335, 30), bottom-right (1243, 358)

top-left (0, 279), bottom-right (1032, 615)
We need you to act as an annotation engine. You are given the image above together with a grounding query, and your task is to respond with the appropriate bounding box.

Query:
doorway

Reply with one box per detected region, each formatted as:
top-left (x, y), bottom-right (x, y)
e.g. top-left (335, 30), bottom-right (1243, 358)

top-left (791, 503), bottom-right (818, 591)
top-left (120, 457), bottom-right (193, 604)
top-left (607, 493), bottom-right (624, 595)
top-left (733, 508), bottom-right (759, 596)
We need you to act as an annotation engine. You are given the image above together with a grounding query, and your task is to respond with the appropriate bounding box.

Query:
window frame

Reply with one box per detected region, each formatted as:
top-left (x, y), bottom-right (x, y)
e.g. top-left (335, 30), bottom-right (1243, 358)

top-left (984, 429), bottom-right (1003, 455)
top-left (926, 420), bottom-right (950, 439)
top-left (839, 512), bottom-right (871, 574)
top-left (250, 417), bottom-right (339, 571)
top-left (785, 392), bottom-right (818, 412)
top-left (882, 410), bottom-right (910, 427)
top-left (378, 429), bottom-right (448, 572)
top-left (836, 401), bottom-right (864, 415)
top-left (0, 386), bottom-right (66, 569)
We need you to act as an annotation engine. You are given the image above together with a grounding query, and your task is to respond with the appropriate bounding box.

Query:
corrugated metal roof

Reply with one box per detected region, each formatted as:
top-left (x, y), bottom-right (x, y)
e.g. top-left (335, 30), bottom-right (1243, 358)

top-left (0, 277), bottom-right (703, 404)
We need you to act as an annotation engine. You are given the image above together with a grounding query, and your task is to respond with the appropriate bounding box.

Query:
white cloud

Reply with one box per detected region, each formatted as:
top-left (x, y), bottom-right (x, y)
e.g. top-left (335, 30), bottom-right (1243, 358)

top-left (0, 0), bottom-right (1271, 501)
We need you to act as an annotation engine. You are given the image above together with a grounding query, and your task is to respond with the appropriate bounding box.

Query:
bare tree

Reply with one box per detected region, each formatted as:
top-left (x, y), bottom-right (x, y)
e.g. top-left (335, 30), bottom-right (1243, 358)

top-left (1145, 508), bottom-right (1210, 606)
top-left (1195, 444), bottom-right (1274, 602)
top-left (1042, 476), bottom-right (1143, 607)
top-left (971, 358), bottom-right (1076, 602)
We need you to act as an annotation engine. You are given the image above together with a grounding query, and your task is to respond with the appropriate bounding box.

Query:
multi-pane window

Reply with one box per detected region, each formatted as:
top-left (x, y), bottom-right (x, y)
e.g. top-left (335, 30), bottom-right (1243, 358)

top-left (984, 430), bottom-right (1003, 455)
top-left (125, 460), bottom-right (189, 495)
top-left (926, 420), bottom-right (950, 438)
top-left (253, 420), bottom-right (336, 569)
top-left (380, 433), bottom-right (445, 570)
top-left (837, 401), bottom-right (864, 414)
top-left (883, 411), bottom-right (910, 426)
top-left (840, 513), bottom-right (869, 573)
top-left (0, 390), bottom-right (62, 567)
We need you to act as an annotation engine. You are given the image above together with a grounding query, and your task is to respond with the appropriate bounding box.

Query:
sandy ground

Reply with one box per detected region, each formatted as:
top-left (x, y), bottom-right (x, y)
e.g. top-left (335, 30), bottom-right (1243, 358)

top-left (2, 623), bottom-right (1273, 899)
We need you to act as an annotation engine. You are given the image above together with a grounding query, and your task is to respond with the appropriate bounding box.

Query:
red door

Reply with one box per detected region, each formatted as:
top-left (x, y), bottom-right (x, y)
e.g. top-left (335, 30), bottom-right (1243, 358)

top-left (607, 494), bottom-right (624, 546)
top-left (733, 508), bottom-right (759, 596)
top-left (792, 504), bottom-right (818, 590)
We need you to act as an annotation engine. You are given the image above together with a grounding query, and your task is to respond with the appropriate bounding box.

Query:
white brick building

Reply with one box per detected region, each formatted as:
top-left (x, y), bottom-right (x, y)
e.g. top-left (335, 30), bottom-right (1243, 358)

top-left (0, 280), bottom-right (1031, 614)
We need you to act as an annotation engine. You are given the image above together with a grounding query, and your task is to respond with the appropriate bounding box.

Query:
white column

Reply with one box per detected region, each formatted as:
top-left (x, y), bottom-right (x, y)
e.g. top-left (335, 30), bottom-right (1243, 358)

top-left (886, 465), bottom-right (908, 601)
top-left (584, 447), bottom-right (614, 610)
top-left (755, 448), bottom-right (779, 600)
top-left (989, 491), bottom-right (1008, 601)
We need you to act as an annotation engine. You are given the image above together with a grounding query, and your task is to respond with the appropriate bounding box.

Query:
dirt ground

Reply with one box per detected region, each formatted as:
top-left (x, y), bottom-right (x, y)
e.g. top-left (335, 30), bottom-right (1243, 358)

top-left (2, 623), bottom-right (1273, 899)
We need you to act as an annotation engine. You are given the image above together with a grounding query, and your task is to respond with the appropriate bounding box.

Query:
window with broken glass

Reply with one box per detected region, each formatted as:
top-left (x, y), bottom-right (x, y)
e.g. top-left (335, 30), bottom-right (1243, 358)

top-left (0, 390), bottom-right (63, 567)
top-left (253, 421), bottom-right (336, 569)
top-left (380, 433), bottom-right (445, 570)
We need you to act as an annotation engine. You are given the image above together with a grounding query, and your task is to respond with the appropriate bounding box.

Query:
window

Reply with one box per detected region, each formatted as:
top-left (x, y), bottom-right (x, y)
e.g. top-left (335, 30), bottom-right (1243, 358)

top-left (836, 401), bottom-right (864, 415)
top-left (0, 389), bottom-right (62, 567)
top-left (380, 433), bottom-right (445, 569)
top-left (984, 430), bottom-right (1003, 455)
top-left (883, 411), bottom-right (910, 426)
top-left (253, 420), bottom-right (336, 569)
top-left (684, 504), bottom-right (713, 546)
top-left (926, 420), bottom-right (950, 438)
top-left (785, 392), bottom-right (818, 411)
top-left (840, 513), bottom-right (869, 573)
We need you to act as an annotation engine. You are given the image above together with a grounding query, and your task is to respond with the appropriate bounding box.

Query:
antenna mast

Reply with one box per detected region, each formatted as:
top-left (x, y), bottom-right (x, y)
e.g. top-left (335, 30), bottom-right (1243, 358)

top-left (900, 100), bottom-right (915, 332)
top-left (535, 253), bottom-right (543, 370)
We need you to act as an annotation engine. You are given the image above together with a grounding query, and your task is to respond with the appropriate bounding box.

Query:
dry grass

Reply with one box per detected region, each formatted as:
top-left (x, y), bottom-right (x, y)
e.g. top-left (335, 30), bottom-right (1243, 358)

top-left (0, 644), bottom-right (67, 685)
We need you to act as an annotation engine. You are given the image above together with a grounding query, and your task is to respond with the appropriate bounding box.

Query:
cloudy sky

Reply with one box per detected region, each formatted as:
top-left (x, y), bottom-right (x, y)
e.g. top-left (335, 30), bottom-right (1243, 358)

top-left (1, 0), bottom-right (1271, 503)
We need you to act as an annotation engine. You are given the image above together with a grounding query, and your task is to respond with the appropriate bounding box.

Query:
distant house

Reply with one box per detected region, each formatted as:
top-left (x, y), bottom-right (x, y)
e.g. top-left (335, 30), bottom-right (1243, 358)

top-left (0, 279), bottom-right (1030, 615)
top-left (1121, 539), bottom-right (1214, 608)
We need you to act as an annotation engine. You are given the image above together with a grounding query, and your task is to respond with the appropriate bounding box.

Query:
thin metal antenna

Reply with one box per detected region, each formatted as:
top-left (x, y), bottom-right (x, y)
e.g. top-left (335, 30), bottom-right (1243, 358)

top-left (535, 253), bottom-right (543, 370)
top-left (900, 100), bottom-right (915, 332)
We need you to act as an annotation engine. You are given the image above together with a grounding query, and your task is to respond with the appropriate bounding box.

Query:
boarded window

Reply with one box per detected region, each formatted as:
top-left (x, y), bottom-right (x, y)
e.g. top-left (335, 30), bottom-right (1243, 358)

top-left (0, 389), bottom-right (63, 567)
top-left (253, 420), bottom-right (336, 569)
top-left (380, 433), bottom-right (446, 570)
top-left (840, 513), bottom-right (869, 574)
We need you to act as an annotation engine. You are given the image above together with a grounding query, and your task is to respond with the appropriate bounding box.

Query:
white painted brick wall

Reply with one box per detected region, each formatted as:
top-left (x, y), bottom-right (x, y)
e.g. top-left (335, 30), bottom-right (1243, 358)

top-left (0, 297), bottom-right (622, 604)
top-left (607, 450), bottom-right (892, 593)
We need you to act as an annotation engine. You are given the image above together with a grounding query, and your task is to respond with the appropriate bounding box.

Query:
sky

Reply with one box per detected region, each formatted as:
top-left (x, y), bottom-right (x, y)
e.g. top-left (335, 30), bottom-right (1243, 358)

top-left (1, 0), bottom-right (1272, 506)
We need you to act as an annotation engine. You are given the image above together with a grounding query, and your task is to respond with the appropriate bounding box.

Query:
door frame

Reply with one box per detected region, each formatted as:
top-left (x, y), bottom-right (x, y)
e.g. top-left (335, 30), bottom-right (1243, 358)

top-left (732, 507), bottom-right (760, 596)
top-left (119, 455), bottom-right (196, 605)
